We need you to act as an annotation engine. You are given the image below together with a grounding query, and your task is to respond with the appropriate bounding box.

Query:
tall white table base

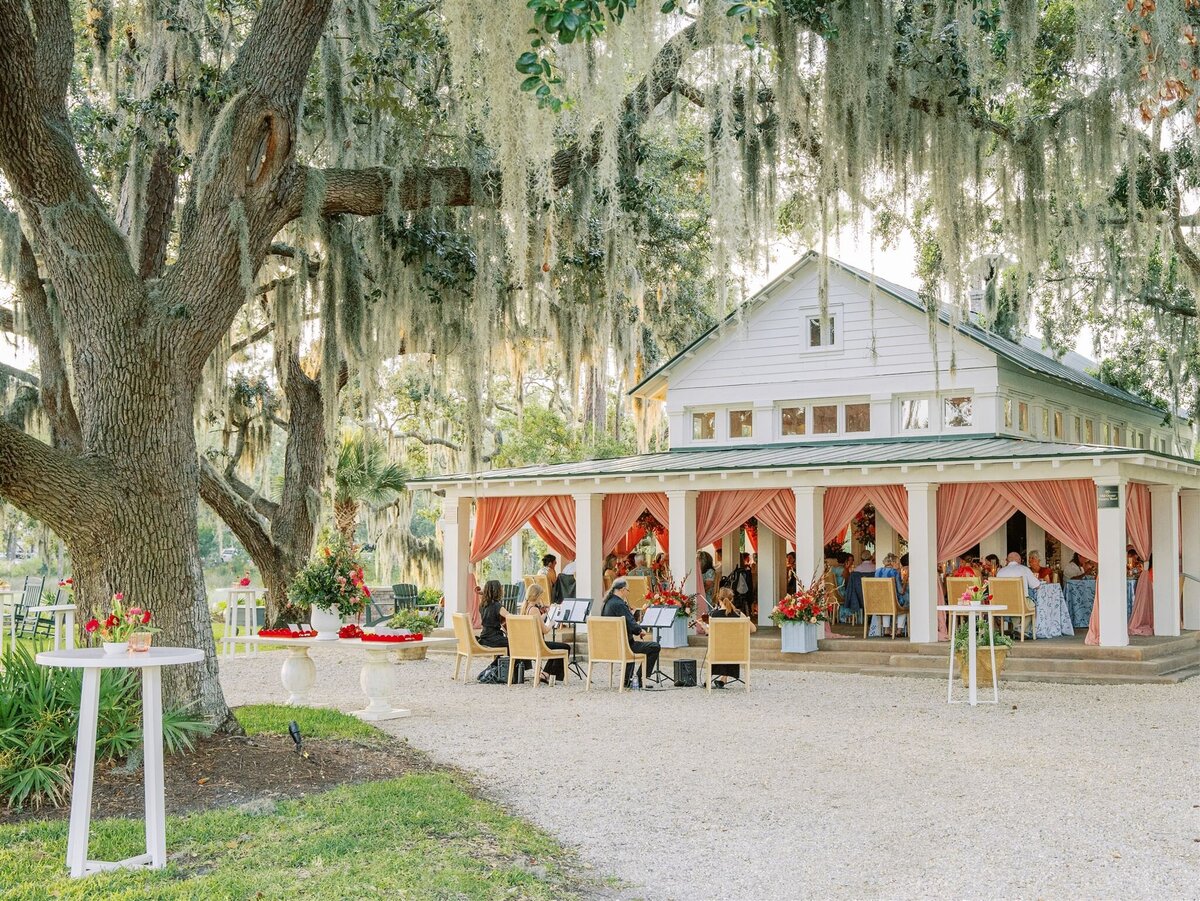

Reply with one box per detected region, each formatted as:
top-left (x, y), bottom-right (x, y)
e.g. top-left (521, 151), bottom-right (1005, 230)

top-left (355, 647), bottom-right (411, 721)
top-left (221, 589), bottom-right (264, 657)
top-left (939, 604), bottom-right (1004, 707)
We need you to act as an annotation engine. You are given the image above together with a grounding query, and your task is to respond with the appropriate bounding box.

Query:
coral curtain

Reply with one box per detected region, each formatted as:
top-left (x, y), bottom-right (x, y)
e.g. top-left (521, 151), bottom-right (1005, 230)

top-left (1126, 483), bottom-right (1154, 635)
top-left (601, 493), bottom-right (651, 555)
top-left (823, 487), bottom-right (870, 543)
top-left (642, 492), bottom-right (671, 553)
top-left (868, 485), bottom-right (910, 539)
top-left (934, 484), bottom-right (1018, 640)
top-left (993, 480), bottom-right (1101, 644)
top-left (697, 490), bottom-right (781, 549)
top-left (614, 525), bottom-right (646, 557)
top-left (756, 490), bottom-right (796, 544)
top-left (469, 496), bottom-right (553, 628)
top-left (529, 495), bottom-right (577, 562)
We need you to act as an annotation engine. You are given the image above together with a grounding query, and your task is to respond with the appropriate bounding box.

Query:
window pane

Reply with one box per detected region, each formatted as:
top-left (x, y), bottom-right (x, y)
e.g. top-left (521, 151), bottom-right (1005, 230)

top-left (1018, 402), bottom-right (1029, 432)
top-left (781, 406), bottom-right (806, 436)
top-left (1103, 422), bottom-right (1111, 444)
top-left (1003, 399), bottom-right (1013, 429)
top-left (1085, 419), bottom-right (1094, 443)
top-left (813, 405), bottom-right (838, 434)
top-left (827, 317), bottom-right (836, 346)
top-left (808, 317), bottom-right (822, 347)
top-left (1113, 425), bottom-right (1124, 446)
top-left (1041, 408), bottom-right (1050, 436)
top-left (692, 412), bottom-right (715, 440)
top-left (944, 396), bottom-right (973, 428)
top-left (845, 403), bottom-right (871, 433)
top-left (1053, 411), bottom-right (1063, 439)
top-left (729, 409), bottom-right (753, 439)
top-left (1073, 416), bottom-right (1081, 441)
top-left (901, 398), bottom-right (930, 430)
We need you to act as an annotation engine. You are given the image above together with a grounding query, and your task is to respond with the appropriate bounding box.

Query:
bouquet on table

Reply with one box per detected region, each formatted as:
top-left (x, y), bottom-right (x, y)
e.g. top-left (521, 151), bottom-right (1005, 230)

top-left (288, 536), bottom-right (372, 619)
top-left (84, 593), bottom-right (158, 642)
top-left (956, 584), bottom-right (990, 606)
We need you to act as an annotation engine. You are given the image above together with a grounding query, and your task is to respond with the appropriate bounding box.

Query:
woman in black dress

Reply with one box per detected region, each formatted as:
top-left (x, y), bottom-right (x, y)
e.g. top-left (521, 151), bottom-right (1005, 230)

top-left (477, 580), bottom-right (508, 650)
top-left (709, 586), bottom-right (755, 688)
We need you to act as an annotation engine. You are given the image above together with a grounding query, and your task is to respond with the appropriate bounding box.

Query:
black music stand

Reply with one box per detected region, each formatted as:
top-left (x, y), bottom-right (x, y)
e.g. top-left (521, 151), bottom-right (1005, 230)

top-left (638, 606), bottom-right (679, 686)
top-left (552, 598), bottom-right (591, 680)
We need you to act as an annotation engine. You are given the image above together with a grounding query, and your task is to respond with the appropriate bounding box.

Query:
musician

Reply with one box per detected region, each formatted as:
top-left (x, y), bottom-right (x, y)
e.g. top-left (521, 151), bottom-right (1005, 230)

top-left (601, 577), bottom-right (660, 690)
top-left (709, 587), bottom-right (755, 688)
top-left (521, 583), bottom-right (569, 684)
top-left (477, 580), bottom-right (508, 650)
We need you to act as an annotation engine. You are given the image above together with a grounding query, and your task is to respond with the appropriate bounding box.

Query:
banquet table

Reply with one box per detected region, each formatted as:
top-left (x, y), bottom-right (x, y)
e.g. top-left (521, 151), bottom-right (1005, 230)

top-left (1063, 578), bottom-right (1137, 629)
top-left (1032, 583), bottom-right (1075, 638)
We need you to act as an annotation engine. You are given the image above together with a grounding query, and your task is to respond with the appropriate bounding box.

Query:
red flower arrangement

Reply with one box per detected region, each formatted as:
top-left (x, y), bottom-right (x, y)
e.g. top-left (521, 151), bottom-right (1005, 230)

top-left (852, 504), bottom-right (876, 550)
top-left (339, 623), bottom-right (365, 639)
top-left (770, 572), bottom-right (832, 625)
top-left (84, 593), bottom-right (157, 642)
top-left (636, 510), bottom-right (666, 539)
top-left (238, 574), bottom-right (252, 587)
top-left (361, 633), bottom-right (423, 643)
top-left (259, 627), bottom-right (318, 638)
top-left (644, 583), bottom-right (695, 619)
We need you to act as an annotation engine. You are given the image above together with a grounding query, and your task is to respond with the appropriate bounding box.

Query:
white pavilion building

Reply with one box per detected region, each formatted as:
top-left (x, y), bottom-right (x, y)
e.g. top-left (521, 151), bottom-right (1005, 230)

top-left (413, 255), bottom-right (1200, 648)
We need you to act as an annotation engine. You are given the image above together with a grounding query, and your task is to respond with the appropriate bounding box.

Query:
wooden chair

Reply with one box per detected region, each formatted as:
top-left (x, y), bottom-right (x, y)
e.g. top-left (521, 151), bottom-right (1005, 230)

top-left (584, 616), bottom-right (646, 691)
top-left (501, 582), bottom-right (522, 612)
top-left (14, 576), bottom-right (46, 638)
top-left (505, 615), bottom-right (569, 686)
top-left (625, 575), bottom-right (649, 610)
top-left (987, 577), bottom-right (1036, 640)
top-left (450, 612), bottom-right (503, 682)
top-left (391, 583), bottom-right (418, 610)
top-left (944, 576), bottom-right (982, 638)
top-left (705, 617), bottom-right (752, 693)
top-left (862, 577), bottom-right (906, 638)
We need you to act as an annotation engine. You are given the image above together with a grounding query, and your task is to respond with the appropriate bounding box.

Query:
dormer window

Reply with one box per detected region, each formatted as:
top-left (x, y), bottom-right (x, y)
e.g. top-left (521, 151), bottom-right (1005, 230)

top-left (781, 407), bottom-right (806, 436)
top-left (729, 409), bottom-right (753, 439)
top-left (901, 398), bottom-right (930, 430)
top-left (807, 315), bottom-right (837, 348)
top-left (692, 412), bottom-right (715, 440)
top-left (944, 396), bottom-right (973, 428)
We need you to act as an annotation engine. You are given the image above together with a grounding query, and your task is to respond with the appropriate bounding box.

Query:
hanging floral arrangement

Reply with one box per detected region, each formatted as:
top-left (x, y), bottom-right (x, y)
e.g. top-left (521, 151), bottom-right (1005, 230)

top-left (636, 510), bottom-right (665, 538)
top-left (852, 504), bottom-right (876, 550)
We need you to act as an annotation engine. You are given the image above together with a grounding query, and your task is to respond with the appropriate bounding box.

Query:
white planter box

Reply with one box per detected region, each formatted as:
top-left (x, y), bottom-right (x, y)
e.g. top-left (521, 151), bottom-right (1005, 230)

top-left (780, 621), bottom-right (821, 654)
top-left (657, 615), bottom-right (689, 649)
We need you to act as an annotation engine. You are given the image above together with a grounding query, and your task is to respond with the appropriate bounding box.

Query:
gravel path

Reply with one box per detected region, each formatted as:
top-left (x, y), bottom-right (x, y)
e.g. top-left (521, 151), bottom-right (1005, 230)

top-left (220, 648), bottom-right (1200, 900)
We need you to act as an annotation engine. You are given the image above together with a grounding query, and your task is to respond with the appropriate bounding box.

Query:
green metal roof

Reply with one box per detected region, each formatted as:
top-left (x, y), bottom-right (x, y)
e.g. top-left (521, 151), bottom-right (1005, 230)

top-left (629, 253), bottom-right (1168, 419)
top-left (408, 433), bottom-right (1183, 486)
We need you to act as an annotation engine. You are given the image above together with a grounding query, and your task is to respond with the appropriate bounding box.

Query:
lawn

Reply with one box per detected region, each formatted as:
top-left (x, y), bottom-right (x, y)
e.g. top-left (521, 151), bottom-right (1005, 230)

top-left (0, 707), bottom-right (583, 900)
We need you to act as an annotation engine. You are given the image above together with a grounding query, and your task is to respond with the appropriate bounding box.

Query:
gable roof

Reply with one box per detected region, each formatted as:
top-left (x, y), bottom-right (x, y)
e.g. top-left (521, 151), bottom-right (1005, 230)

top-left (630, 253), bottom-right (1168, 419)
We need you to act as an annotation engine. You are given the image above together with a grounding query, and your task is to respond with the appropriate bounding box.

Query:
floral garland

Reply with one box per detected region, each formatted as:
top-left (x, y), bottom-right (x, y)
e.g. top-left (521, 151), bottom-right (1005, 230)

top-left (852, 503), bottom-right (876, 550)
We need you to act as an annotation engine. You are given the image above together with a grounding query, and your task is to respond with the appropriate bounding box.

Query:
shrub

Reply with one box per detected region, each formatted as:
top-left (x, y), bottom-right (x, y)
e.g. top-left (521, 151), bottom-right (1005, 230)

top-left (417, 586), bottom-right (443, 606)
top-left (0, 644), bottom-right (210, 809)
top-left (387, 608), bottom-right (439, 636)
top-left (952, 620), bottom-right (1014, 652)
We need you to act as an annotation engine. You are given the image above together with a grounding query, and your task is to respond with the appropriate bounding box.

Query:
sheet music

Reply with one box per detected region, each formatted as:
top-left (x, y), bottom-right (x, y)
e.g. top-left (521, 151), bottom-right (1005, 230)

top-left (549, 603), bottom-right (569, 624)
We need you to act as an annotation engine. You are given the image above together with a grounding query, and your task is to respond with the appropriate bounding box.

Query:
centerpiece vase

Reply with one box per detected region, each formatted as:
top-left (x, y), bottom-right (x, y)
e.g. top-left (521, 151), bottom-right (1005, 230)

top-left (102, 641), bottom-right (129, 656)
top-left (311, 607), bottom-right (343, 641)
top-left (780, 620), bottom-right (820, 653)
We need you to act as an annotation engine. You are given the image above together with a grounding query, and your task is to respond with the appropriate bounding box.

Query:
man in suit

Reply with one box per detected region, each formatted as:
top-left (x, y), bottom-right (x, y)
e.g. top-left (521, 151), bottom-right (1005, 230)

top-left (602, 577), bottom-right (660, 690)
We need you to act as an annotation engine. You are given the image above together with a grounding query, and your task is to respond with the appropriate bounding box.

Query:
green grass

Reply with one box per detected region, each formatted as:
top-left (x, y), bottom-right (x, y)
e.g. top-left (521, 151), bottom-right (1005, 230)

top-left (234, 704), bottom-right (382, 742)
top-left (0, 774), bottom-right (578, 899)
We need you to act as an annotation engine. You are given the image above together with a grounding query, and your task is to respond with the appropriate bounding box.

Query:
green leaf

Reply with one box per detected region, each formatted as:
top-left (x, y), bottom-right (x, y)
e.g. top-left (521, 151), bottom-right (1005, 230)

top-left (727, 3), bottom-right (750, 16)
top-left (742, 33), bottom-right (757, 48)
top-left (660, 1), bottom-right (676, 12)
top-left (520, 75), bottom-right (544, 92)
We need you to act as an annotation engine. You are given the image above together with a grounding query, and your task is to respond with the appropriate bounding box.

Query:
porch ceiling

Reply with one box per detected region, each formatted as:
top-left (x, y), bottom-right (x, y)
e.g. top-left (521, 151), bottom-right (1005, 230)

top-left (409, 434), bottom-right (1199, 488)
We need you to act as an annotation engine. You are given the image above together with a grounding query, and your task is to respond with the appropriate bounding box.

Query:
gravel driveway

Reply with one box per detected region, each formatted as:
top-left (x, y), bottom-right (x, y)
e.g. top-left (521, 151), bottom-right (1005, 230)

top-left (220, 647), bottom-right (1200, 900)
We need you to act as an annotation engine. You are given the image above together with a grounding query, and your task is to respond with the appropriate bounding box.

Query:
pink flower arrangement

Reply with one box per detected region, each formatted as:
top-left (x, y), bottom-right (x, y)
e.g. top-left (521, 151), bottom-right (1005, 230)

top-left (84, 594), bottom-right (158, 642)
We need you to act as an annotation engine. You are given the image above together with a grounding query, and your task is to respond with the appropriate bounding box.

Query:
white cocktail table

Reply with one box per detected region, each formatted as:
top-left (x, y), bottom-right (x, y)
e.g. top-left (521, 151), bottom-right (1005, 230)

top-left (28, 603), bottom-right (77, 650)
top-left (253, 635), bottom-right (455, 720)
top-left (937, 603), bottom-right (1005, 706)
top-left (36, 647), bottom-right (204, 878)
top-left (221, 588), bottom-right (267, 657)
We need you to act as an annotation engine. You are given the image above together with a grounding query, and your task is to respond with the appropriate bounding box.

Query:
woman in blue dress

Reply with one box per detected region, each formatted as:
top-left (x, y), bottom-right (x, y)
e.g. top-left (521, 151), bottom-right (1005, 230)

top-left (868, 552), bottom-right (909, 637)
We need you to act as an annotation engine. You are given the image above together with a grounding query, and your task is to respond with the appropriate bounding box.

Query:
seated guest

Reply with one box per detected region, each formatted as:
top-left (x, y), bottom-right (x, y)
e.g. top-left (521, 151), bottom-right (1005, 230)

top-left (629, 553), bottom-right (652, 578)
top-left (538, 554), bottom-right (562, 603)
top-left (785, 551), bottom-right (798, 595)
top-left (983, 554), bottom-right (1001, 578)
top-left (477, 580), bottom-right (509, 650)
top-left (996, 551), bottom-right (1042, 595)
top-left (952, 556), bottom-right (978, 577)
top-left (521, 584), bottom-right (570, 684)
top-left (708, 587), bottom-right (755, 688)
top-left (1126, 546), bottom-right (1144, 578)
top-left (698, 550), bottom-right (716, 608)
top-left (601, 577), bottom-right (660, 689)
top-left (603, 554), bottom-right (618, 592)
top-left (868, 552), bottom-right (909, 637)
top-left (1027, 550), bottom-right (1053, 582)
top-left (853, 552), bottom-right (876, 574)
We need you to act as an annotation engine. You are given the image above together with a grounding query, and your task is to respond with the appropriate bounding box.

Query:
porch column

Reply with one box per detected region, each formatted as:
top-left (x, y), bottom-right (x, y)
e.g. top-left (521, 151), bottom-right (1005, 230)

top-left (573, 493), bottom-right (604, 604)
top-left (906, 483), bottom-right (938, 643)
top-left (1095, 479), bottom-right (1129, 647)
top-left (1182, 489), bottom-right (1200, 630)
top-left (441, 494), bottom-right (472, 622)
top-left (756, 523), bottom-right (779, 626)
top-left (792, 486), bottom-right (825, 588)
top-left (667, 490), bottom-right (699, 598)
top-left (875, 515), bottom-right (895, 559)
top-left (510, 531), bottom-right (524, 584)
top-left (1025, 520), bottom-right (1046, 564)
top-left (721, 532), bottom-right (739, 578)
top-left (1150, 484), bottom-right (1181, 637)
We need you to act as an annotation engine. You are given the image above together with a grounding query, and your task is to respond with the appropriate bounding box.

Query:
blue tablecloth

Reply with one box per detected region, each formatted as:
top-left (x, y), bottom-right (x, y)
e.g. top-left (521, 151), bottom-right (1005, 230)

top-left (1063, 579), bottom-right (1137, 629)
top-left (1033, 583), bottom-right (1075, 638)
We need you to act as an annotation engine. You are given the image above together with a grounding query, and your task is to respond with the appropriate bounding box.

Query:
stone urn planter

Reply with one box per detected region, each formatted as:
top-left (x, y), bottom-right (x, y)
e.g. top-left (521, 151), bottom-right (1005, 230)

top-left (310, 607), bottom-right (343, 641)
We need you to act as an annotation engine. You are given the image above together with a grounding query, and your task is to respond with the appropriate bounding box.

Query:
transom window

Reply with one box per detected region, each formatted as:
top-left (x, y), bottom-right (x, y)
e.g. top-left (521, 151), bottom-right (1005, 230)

top-left (1041, 407), bottom-right (1050, 437)
top-left (1018, 401), bottom-right (1029, 432)
top-left (901, 398), bottom-right (930, 430)
top-left (1073, 415), bottom-right (1082, 442)
top-left (1053, 410), bottom-right (1064, 440)
top-left (729, 409), bottom-right (753, 439)
top-left (1003, 399), bottom-right (1013, 429)
top-left (845, 403), bottom-right (871, 433)
top-left (943, 396), bottom-right (973, 428)
top-left (806, 315), bottom-right (837, 348)
top-left (813, 404), bottom-right (838, 434)
top-left (1112, 424), bottom-right (1124, 446)
top-left (692, 411), bottom-right (715, 440)
top-left (781, 406), bottom-right (806, 436)
top-left (1084, 419), bottom-right (1095, 443)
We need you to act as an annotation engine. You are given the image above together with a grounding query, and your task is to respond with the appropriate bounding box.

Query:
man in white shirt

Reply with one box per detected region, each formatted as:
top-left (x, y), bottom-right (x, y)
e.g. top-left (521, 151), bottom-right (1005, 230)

top-left (995, 552), bottom-right (1041, 594)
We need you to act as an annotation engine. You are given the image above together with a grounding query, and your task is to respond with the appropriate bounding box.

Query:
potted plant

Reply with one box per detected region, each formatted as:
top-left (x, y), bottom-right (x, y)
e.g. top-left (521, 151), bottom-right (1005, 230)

top-left (84, 593), bottom-right (157, 655)
top-left (643, 583), bottom-right (694, 648)
top-left (771, 575), bottom-right (829, 653)
top-left (288, 537), bottom-right (371, 640)
top-left (953, 620), bottom-right (1013, 687)
top-left (385, 608), bottom-right (440, 660)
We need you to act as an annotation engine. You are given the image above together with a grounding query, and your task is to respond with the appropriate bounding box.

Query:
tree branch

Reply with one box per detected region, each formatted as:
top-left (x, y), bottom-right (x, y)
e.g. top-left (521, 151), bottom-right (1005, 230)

top-left (231, 321), bottom-right (276, 354)
top-left (391, 430), bottom-right (462, 451)
top-left (199, 456), bottom-right (279, 568)
top-left (0, 305), bottom-right (14, 334)
top-left (0, 363), bottom-right (38, 386)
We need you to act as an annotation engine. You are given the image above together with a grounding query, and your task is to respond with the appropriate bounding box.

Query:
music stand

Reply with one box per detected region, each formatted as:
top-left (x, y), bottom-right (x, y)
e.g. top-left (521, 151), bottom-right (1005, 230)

top-left (639, 606), bottom-right (678, 685)
top-left (554, 598), bottom-right (591, 679)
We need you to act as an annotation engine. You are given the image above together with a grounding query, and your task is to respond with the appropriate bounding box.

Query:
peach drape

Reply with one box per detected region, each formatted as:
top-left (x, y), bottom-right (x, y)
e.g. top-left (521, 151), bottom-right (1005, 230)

top-left (469, 496), bottom-right (554, 627)
top-left (868, 485), bottom-right (910, 539)
top-left (529, 495), bottom-right (577, 562)
top-left (601, 494), bottom-right (653, 555)
top-left (823, 487), bottom-right (870, 543)
top-left (756, 490), bottom-right (796, 544)
top-left (934, 484), bottom-right (1019, 639)
top-left (992, 480), bottom-right (1101, 644)
top-left (697, 490), bottom-right (781, 549)
top-left (1126, 484), bottom-right (1154, 636)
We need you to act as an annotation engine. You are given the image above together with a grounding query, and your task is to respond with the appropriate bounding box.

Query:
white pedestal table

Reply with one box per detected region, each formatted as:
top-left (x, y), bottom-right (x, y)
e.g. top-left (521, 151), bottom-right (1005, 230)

top-left (28, 603), bottom-right (78, 650)
top-left (937, 603), bottom-right (1006, 707)
top-left (35, 647), bottom-right (204, 878)
top-left (253, 635), bottom-right (455, 721)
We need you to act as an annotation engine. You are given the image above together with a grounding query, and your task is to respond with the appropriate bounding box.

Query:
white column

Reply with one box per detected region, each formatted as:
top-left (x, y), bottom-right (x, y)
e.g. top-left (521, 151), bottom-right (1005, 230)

top-left (441, 495), bottom-right (472, 622)
top-left (875, 515), bottom-right (895, 559)
top-left (792, 486), bottom-right (825, 589)
top-left (980, 523), bottom-right (1007, 566)
top-left (1182, 489), bottom-right (1200, 630)
top-left (510, 531), bottom-right (524, 584)
top-left (667, 490), bottom-right (699, 597)
top-left (1025, 520), bottom-right (1046, 563)
top-left (721, 531), bottom-right (739, 577)
top-left (573, 493), bottom-right (604, 603)
top-left (1095, 479), bottom-right (1129, 647)
top-left (757, 523), bottom-right (779, 626)
top-left (1150, 484), bottom-right (1181, 637)
top-left (906, 483), bottom-right (939, 643)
